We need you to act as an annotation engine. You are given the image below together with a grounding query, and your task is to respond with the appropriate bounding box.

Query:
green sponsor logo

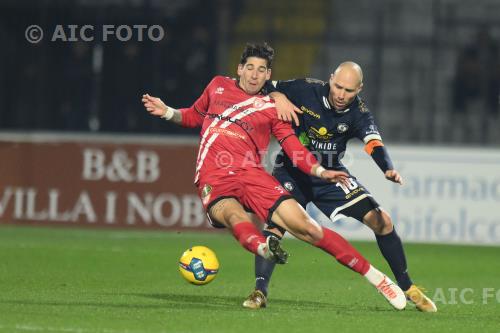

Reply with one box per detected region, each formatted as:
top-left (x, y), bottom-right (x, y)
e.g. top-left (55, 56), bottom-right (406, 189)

top-left (298, 132), bottom-right (310, 147)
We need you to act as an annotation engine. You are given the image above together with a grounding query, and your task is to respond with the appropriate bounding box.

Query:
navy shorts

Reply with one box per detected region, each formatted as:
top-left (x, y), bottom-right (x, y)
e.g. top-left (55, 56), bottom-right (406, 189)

top-left (273, 167), bottom-right (379, 223)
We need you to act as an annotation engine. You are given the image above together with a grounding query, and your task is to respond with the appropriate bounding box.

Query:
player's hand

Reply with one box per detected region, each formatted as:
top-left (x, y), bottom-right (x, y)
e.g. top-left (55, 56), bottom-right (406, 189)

top-left (142, 93), bottom-right (168, 117)
top-left (320, 170), bottom-right (350, 187)
top-left (271, 91), bottom-right (303, 126)
top-left (385, 169), bottom-right (403, 185)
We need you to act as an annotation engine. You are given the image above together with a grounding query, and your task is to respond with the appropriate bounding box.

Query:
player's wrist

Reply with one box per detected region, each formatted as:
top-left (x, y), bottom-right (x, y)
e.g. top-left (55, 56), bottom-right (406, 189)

top-left (161, 106), bottom-right (174, 121)
top-left (313, 165), bottom-right (326, 178)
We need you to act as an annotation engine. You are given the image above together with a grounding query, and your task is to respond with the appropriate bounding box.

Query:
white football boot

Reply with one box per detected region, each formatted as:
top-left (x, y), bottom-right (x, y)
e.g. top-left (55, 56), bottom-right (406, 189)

top-left (365, 265), bottom-right (407, 310)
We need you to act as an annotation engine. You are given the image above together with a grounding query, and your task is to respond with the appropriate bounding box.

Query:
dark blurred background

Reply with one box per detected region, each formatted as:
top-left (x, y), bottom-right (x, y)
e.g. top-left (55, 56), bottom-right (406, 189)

top-left (0, 0), bottom-right (499, 144)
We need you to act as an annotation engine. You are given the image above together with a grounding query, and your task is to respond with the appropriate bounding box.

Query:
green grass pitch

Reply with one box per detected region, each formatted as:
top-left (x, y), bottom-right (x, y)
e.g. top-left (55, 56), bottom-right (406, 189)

top-left (0, 225), bottom-right (499, 333)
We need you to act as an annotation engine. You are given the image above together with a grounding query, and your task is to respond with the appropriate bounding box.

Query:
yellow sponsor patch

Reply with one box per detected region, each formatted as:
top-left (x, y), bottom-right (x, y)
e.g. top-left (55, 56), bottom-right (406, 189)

top-left (300, 106), bottom-right (321, 119)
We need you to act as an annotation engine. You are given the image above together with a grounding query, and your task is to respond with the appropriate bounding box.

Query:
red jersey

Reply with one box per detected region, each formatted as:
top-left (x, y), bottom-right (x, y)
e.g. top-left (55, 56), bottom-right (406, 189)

top-left (180, 76), bottom-right (318, 184)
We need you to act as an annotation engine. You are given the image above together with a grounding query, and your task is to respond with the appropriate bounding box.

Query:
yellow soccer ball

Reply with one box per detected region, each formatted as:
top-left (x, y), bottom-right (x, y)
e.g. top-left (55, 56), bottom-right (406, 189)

top-left (178, 246), bottom-right (219, 285)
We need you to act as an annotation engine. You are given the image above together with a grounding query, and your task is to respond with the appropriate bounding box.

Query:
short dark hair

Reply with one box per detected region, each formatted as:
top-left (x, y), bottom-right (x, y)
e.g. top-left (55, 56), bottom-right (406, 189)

top-left (239, 42), bottom-right (274, 69)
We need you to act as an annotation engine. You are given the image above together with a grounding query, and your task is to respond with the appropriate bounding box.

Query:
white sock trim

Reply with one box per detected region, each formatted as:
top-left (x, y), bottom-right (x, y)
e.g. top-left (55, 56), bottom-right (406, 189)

top-left (257, 243), bottom-right (269, 259)
top-left (364, 265), bottom-right (385, 287)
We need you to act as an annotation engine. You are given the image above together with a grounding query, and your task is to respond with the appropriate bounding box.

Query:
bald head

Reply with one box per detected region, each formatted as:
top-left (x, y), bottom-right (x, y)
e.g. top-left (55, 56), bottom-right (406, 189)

top-left (328, 61), bottom-right (364, 110)
top-left (333, 61), bottom-right (363, 87)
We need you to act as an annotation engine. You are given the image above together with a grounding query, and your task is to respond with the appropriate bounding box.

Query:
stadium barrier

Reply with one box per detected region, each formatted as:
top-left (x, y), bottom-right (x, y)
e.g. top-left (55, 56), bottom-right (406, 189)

top-left (0, 133), bottom-right (207, 230)
top-left (0, 133), bottom-right (499, 245)
top-left (310, 143), bottom-right (500, 246)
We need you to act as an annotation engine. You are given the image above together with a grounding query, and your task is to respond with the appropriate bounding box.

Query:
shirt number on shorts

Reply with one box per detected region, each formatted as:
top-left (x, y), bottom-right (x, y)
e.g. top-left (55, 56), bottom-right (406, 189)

top-left (335, 177), bottom-right (358, 194)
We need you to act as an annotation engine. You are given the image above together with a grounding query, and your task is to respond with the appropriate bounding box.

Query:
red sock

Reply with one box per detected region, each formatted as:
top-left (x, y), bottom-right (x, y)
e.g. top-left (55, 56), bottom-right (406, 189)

top-left (232, 222), bottom-right (267, 255)
top-left (314, 227), bottom-right (370, 275)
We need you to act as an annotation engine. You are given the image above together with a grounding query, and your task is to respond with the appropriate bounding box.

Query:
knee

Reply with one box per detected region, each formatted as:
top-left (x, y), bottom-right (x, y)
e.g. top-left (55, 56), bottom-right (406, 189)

top-left (364, 209), bottom-right (393, 235)
top-left (374, 211), bottom-right (393, 235)
top-left (225, 211), bottom-right (248, 225)
top-left (296, 219), bottom-right (323, 243)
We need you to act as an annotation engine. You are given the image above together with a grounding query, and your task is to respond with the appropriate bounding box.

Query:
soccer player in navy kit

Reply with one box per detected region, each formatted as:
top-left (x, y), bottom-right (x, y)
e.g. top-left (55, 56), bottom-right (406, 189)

top-left (243, 62), bottom-right (437, 312)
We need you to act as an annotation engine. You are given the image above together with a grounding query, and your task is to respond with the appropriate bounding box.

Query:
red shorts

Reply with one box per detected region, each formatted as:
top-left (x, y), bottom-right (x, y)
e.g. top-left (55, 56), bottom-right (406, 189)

top-left (197, 167), bottom-right (293, 224)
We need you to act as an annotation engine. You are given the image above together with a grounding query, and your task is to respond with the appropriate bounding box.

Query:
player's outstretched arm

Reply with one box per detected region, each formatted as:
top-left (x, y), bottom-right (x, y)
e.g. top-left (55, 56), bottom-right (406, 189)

top-left (142, 94), bottom-right (182, 125)
top-left (270, 91), bottom-right (302, 126)
top-left (364, 139), bottom-right (402, 184)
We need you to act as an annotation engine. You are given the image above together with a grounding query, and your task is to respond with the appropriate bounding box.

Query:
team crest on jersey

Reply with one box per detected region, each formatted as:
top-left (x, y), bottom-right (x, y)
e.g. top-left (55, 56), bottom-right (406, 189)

top-left (283, 182), bottom-right (294, 192)
top-left (201, 184), bottom-right (212, 205)
top-left (253, 98), bottom-right (265, 109)
top-left (215, 87), bottom-right (224, 95)
top-left (337, 123), bottom-right (349, 133)
top-left (307, 126), bottom-right (334, 142)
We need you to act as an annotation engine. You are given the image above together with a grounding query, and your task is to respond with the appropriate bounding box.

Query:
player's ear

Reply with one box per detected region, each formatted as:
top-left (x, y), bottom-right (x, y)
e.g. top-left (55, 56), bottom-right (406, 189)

top-left (266, 69), bottom-right (272, 80)
top-left (358, 82), bottom-right (363, 93)
top-left (237, 64), bottom-right (244, 76)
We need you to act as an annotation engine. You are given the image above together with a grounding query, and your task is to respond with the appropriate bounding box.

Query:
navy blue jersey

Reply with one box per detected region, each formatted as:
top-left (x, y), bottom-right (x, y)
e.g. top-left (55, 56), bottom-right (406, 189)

top-left (266, 78), bottom-right (383, 180)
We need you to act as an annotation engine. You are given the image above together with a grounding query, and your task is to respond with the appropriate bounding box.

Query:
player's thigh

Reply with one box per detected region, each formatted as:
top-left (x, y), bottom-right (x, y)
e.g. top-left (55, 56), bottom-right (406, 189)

top-left (271, 198), bottom-right (323, 243)
top-left (208, 198), bottom-right (251, 228)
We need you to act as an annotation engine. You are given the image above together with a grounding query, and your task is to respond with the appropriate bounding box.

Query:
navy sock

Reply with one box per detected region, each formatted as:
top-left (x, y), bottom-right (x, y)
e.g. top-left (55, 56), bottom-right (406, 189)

top-left (254, 230), bottom-right (280, 296)
top-left (375, 228), bottom-right (413, 291)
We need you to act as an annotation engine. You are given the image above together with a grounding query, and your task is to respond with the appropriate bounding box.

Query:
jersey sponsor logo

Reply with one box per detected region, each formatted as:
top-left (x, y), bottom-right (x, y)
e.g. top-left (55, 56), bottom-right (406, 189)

top-left (300, 106), bottom-right (321, 119)
top-left (215, 87), bottom-right (224, 95)
top-left (337, 123), bottom-right (349, 133)
top-left (298, 132), bottom-right (311, 147)
top-left (213, 100), bottom-right (242, 110)
top-left (206, 113), bottom-right (254, 132)
top-left (307, 126), bottom-right (334, 141)
top-left (345, 187), bottom-right (365, 200)
top-left (310, 139), bottom-right (337, 151)
top-left (209, 127), bottom-right (246, 140)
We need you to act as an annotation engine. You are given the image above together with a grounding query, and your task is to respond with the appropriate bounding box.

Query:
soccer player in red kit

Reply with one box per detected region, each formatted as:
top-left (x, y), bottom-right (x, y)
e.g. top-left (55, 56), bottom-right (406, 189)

top-left (142, 43), bottom-right (406, 310)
